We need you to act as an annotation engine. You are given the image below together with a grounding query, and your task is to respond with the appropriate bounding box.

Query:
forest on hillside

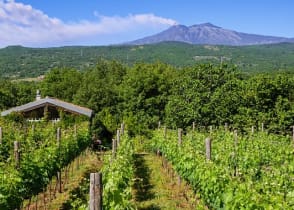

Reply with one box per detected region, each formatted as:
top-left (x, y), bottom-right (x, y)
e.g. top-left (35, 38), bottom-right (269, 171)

top-left (1, 42), bottom-right (294, 78)
top-left (0, 60), bottom-right (293, 139)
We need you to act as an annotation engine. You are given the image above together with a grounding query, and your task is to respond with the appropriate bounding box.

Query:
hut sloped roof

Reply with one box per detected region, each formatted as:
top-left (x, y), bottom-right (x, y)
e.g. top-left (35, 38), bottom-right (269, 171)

top-left (1, 97), bottom-right (93, 117)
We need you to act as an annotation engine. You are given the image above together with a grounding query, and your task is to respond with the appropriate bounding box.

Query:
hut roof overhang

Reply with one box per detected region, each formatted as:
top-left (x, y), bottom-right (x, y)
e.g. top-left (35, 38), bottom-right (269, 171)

top-left (1, 97), bottom-right (93, 118)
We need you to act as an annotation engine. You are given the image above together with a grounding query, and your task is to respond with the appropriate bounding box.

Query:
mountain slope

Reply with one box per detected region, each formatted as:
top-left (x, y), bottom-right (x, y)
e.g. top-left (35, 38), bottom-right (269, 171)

top-left (129, 23), bottom-right (292, 46)
top-left (1, 42), bottom-right (294, 78)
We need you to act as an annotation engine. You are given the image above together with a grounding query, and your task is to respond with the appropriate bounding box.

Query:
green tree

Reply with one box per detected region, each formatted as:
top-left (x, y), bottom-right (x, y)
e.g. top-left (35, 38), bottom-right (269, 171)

top-left (74, 60), bottom-right (127, 133)
top-left (0, 79), bottom-right (16, 110)
top-left (120, 62), bottom-right (176, 134)
top-left (41, 68), bottom-right (82, 102)
top-left (165, 64), bottom-right (239, 128)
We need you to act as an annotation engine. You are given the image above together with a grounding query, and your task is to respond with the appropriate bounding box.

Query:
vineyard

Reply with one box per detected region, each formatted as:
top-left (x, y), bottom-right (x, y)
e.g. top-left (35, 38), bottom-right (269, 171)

top-left (151, 126), bottom-right (294, 209)
top-left (0, 115), bottom-right (293, 209)
top-left (0, 118), bottom-right (91, 209)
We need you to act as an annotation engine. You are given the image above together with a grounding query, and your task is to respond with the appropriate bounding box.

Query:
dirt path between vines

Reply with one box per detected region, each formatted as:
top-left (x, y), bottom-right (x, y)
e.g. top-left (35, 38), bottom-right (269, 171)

top-left (22, 150), bottom-right (102, 210)
top-left (133, 153), bottom-right (204, 210)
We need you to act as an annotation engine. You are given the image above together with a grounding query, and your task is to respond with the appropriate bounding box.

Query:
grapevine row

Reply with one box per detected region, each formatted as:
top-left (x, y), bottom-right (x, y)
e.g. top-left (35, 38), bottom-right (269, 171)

top-left (0, 121), bottom-right (90, 209)
top-left (101, 133), bottom-right (135, 209)
top-left (151, 128), bottom-right (294, 209)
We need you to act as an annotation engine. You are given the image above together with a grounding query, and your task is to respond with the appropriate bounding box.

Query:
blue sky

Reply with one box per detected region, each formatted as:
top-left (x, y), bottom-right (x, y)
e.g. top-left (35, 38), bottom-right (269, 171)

top-left (0, 0), bottom-right (293, 47)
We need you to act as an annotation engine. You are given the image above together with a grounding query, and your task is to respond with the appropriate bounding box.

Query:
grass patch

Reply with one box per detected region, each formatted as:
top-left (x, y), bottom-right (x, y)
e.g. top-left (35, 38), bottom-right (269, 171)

top-left (133, 152), bottom-right (204, 210)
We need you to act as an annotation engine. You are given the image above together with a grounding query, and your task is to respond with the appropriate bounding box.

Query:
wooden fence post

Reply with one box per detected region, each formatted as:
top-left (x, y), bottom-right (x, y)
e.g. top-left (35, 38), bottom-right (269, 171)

top-left (158, 121), bottom-right (161, 129)
top-left (116, 129), bottom-right (120, 147)
top-left (192, 122), bottom-right (196, 132)
top-left (14, 141), bottom-right (20, 169)
top-left (178, 128), bottom-right (182, 146)
top-left (251, 126), bottom-right (254, 134)
top-left (261, 123), bottom-right (264, 132)
top-left (205, 137), bottom-right (212, 161)
top-left (90, 172), bottom-right (103, 210)
top-left (0, 127), bottom-right (2, 144)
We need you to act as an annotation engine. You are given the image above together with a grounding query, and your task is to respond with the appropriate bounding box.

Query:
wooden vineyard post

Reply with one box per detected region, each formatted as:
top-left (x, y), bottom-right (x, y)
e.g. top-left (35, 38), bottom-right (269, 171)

top-left (156, 149), bottom-right (160, 156)
top-left (116, 129), bottom-right (120, 147)
top-left (158, 121), bottom-right (161, 129)
top-left (205, 137), bottom-right (212, 161)
top-left (57, 127), bottom-right (61, 145)
top-left (292, 126), bottom-right (294, 146)
top-left (178, 128), bottom-right (182, 146)
top-left (57, 171), bottom-right (62, 193)
top-left (35, 194), bottom-right (38, 210)
top-left (163, 126), bottom-right (167, 139)
top-left (32, 124), bottom-right (35, 134)
top-left (192, 122), bottom-right (196, 132)
top-left (261, 123), bottom-right (264, 132)
top-left (251, 126), bottom-right (255, 134)
top-left (234, 130), bottom-right (238, 148)
top-left (90, 172), bottom-right (103, 210)
top-left (74, 124), bottom-right (77, 138)
top-left (156, 126), bottom-right (167, 157)
top-left (43, 187), bottom-right (46, 208)
top-left (14, 141), bottom-right (20, 169)
top-left (225, 123), bottom-right (228, 132)
top-left (0, 127), bottom-right (2, 144)
top-left (49, 181), bottom-right (52, 202)
top-left (56, 127), bottom-right (62, 193)
top-left (177, 128), bottom-right (182, 186)
top-left (233, 130), bottom-right (238, 176)
top-left (120, 123), bottom-right (125, 135)
top-left (112, 139), bottom-right (117, 159)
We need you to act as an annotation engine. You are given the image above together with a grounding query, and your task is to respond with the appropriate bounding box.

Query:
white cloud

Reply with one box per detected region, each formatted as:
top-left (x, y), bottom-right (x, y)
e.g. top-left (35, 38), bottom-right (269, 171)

top-left (0, 0), bottom-right (177, 47)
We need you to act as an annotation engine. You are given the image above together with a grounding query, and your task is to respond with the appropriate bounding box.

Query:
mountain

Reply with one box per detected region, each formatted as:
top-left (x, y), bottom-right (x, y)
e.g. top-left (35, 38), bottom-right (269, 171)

top-left (129, 23), bottom-right (293, 46)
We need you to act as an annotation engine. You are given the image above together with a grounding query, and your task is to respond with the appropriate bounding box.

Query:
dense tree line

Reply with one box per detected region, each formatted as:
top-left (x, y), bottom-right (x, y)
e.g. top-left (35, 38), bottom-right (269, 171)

top-left (0, 60), bottom-right (293, 139)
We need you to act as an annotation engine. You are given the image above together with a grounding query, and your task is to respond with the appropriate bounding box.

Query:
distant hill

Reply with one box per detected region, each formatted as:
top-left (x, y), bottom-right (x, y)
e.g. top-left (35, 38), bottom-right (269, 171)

top-left (129, 23), bottom-right (293, 46)
top-left (1, 42), bottom-right (294, 78)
